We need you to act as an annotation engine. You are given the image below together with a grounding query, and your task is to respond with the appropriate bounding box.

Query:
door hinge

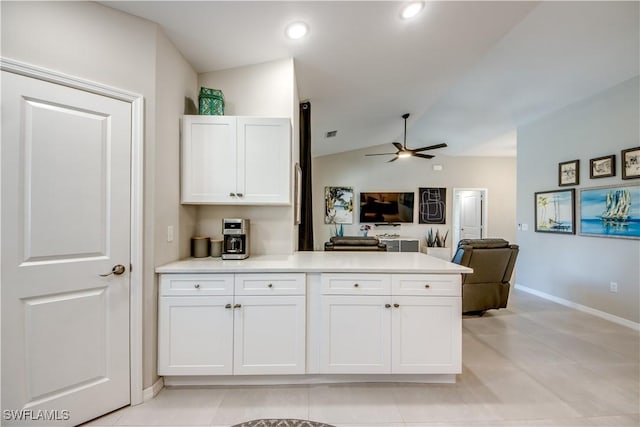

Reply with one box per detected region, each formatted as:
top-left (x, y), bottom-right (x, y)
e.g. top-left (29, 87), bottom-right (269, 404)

top-left (130, 263), bottom-right (133, 273)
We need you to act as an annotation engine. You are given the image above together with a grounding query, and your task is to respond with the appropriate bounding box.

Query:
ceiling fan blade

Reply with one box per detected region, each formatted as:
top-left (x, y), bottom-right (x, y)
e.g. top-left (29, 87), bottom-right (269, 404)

top-left (412, 143), bottom-right (448, 152)
top-left (387, 156), bottom-right (399, 163)
top-left (392, 142), bottom-right (404, 151)
top-left (365, 153), bottom-right (396, 156)
top-left (414, 153), bottom-right (435, 159)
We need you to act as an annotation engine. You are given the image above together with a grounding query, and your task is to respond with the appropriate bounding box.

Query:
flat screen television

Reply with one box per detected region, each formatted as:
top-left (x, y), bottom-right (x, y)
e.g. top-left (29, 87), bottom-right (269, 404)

top-left (359, 192), bottom-right (415, 223)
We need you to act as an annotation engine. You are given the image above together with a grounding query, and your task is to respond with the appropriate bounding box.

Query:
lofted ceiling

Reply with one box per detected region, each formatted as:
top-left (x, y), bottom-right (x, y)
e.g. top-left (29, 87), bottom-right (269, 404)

top-left (104, 1), bottom-right (639, 158)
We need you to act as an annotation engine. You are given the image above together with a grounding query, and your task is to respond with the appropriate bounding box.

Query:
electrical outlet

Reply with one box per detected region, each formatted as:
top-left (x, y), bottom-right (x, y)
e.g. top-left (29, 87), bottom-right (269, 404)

top-left (610, 282), bottom-right (618, 293)
top-left (167, 225), bottom-right (174, 243)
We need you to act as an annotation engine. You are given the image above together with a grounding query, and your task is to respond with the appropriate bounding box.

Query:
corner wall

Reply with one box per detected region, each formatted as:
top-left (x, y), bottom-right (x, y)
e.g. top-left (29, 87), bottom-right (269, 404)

top-left (197, 59), bottom-right (298, 254)
top-left (516, 76), bottom-right (640, 323)
top-left (312, 148), bottom-right (517, 251)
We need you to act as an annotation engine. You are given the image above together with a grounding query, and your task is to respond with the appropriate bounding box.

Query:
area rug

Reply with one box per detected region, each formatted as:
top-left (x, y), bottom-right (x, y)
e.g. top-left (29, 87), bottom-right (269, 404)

top-left (231, 419), bottom-right (335, 427)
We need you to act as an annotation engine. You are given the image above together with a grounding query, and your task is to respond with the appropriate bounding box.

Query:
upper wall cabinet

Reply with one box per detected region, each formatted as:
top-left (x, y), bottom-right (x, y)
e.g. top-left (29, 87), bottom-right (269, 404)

top-left (181, 115), bottom-right (291, 205)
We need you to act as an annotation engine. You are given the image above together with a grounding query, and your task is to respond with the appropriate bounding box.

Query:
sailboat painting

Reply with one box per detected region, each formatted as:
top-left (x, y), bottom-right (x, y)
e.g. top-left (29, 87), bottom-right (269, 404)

top-left (579, 185), bottom-right (640, 239)
top-left (535, 189), bottom-right (575, 234)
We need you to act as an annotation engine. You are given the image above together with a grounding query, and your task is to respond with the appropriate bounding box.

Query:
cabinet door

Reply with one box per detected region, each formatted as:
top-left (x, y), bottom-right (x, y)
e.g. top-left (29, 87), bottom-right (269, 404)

top-left (391, 296), bottom-right (461, 374)
top-left (182, 115), bottom-right (237, 203)
top-left (158, 296), bottom-right (234, 375)
top-left (233, 296), bottom-right (305, 375)
top-left (237, 117), bottom-right (291, 205)
top-left (319, 295), bottom-right (391, 373)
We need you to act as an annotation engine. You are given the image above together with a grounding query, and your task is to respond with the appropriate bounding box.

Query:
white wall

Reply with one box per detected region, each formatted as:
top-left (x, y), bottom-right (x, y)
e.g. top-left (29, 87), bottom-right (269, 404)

top-left (1, 0), bottom-right (198, 388)
top-left (313, 148), bottom-right (517, 252)
top-left (516, 76), bottom-right (640, 323)
top-left (197, 59), bottom-right (298, 255)
top-left (151, 30), bottom-right (198, 387)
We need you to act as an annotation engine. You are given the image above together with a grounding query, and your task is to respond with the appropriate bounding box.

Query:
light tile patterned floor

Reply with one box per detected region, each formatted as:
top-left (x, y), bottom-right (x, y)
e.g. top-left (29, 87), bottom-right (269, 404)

top-left (84, 289), bottom-right (640, 427)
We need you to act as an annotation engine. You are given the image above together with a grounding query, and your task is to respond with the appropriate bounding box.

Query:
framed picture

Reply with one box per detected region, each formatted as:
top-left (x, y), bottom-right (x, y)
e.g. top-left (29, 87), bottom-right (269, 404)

top-left (534, 189), bottom-right (575, 234)
top-left (293, 163), bottom-right (302, 225)
top-left (590, 155), bottom-right (615, 179)
top-left (621, 147), bottom-right (640, 180)
top-left (324, 186), bottom-right (353, 224)
top-left (558, 160), bottom-right (579, 186)
top-left (579, 184), bottom-right (640, 239)
top-left (418, 187), bottom-right (446, 224)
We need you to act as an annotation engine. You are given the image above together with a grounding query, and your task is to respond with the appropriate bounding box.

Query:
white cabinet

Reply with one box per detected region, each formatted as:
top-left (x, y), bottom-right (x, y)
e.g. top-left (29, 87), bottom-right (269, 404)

top-left (158, 273), bottom-right (305, 376)
top-left (318, 273), bottom-right (461, 375)
top-left (181, 115), bottom-right (291, 205)
top-left (234, 295), bottom-right (305, 375)
top-left (158, 296), bottom-right (234, 375)
top-left (320, 295), bottom-right (391, 374)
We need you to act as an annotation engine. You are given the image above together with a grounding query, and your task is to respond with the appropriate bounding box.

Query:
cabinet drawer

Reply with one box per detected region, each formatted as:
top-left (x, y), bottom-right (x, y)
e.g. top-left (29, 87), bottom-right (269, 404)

top-left (391, 274), bottom-right (461, 296)
top-left (160, 274), bottom-right (234, 296)
top-left (234, 273), bottom-right (306, 295)
top-left (321, 273), bottom-right (391, 295)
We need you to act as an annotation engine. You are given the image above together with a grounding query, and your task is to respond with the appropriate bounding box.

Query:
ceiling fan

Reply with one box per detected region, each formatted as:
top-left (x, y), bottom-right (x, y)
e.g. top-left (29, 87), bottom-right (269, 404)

top-left (365, 113), bottom-right (447, 162)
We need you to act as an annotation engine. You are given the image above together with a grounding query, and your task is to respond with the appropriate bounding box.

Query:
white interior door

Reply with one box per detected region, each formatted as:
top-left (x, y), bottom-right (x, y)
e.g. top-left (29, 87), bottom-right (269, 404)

top-left (1, 71), bottom-right (132, 426)
top-left (453, 189), bottom-right (486, 247)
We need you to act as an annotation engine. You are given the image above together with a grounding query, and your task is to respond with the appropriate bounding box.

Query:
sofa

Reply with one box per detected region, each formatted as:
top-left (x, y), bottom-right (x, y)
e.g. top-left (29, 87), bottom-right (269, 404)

top-left (451, 238), bottom-right (519, 314)
top-left (324, 236), bottom-right (388, 251)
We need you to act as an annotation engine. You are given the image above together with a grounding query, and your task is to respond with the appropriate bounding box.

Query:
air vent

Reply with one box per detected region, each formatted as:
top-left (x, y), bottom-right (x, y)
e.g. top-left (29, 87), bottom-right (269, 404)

top-left (325, 130), bottom-right (338, 138)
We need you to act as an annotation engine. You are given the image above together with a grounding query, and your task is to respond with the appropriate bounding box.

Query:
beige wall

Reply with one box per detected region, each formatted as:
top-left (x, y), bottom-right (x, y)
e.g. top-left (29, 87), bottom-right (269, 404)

top-left (1, 0), bottom-right (198, 389)
top-left (197, 59), bottom-right (298, 255)
top-left (151, 30), bottom-right (198, 388)
top-left (517, 76), bottom-right (640, 323)
top-left (313, 148), bottom-right (517, 251)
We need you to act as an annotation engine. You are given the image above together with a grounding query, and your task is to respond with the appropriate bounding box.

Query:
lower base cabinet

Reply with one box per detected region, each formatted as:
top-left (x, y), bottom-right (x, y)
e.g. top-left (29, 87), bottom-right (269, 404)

top-left (318, 274), bottom-right (461, 375)
top-left (158, 274), bottom-right (306, 376)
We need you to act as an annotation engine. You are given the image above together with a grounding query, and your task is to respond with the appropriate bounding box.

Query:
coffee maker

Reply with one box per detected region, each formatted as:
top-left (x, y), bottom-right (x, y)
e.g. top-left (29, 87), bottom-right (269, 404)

top-left (222, 218), bottom-right (250, 260)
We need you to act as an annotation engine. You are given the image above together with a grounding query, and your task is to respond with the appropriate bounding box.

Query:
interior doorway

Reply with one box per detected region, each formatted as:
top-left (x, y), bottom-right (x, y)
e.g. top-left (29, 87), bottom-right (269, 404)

top-left (452, 188), bottom-right (488, 249)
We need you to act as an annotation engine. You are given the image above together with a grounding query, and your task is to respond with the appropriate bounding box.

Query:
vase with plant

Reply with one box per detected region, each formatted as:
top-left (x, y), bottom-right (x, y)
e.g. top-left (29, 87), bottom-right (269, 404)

top-left (360, 224), bottom-right (371, 237)
top-left (426, 228), bottom-right (448, 248)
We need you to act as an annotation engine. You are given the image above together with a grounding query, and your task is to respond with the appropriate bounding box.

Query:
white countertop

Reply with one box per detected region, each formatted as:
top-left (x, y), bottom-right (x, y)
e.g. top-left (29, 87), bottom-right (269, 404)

top-left (155, 251), bottom-right (472, 274)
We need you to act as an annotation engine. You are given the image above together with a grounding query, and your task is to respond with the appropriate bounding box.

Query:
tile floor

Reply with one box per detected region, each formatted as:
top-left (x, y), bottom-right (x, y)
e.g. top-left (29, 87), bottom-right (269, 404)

top-left (84, 289), bottom-right (640, 427)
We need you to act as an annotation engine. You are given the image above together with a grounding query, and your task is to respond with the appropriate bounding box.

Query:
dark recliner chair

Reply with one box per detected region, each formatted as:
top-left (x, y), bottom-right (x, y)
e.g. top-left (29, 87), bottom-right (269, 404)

top-left (451, 238), bottom-right (519, 314)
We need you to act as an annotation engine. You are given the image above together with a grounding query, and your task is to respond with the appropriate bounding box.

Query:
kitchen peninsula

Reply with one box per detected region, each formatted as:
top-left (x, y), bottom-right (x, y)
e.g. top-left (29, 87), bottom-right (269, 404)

top-left (156, 252), bottom-right (471, 385)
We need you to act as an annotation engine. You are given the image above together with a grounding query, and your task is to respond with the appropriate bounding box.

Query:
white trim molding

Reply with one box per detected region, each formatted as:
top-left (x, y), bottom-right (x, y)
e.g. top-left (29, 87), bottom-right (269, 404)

top-left (143, 377), bottom-right (164, 401)
top-left (0, 57), bottom-right (145, 405)
top-left (515, 283), bottom-right (640, 331)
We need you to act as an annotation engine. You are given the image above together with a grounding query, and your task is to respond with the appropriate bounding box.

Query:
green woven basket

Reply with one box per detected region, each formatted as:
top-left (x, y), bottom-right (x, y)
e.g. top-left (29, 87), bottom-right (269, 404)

top-left (198, 87), bottom-right (225, 115)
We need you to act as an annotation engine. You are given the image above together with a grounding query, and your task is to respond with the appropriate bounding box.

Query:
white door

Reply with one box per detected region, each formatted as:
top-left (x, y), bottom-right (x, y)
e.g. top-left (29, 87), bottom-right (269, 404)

top-left (391, 296), bottom-right (461, 374)
top-left (157, 296), bottom-right (234, 375)
top-left (319, 296), bottom-right (391, 374)
top-left (233, 296), bottom-right (305, 375)
top-left (237, 117), bottom-right (291, 205)
top-left (458, 190), bottom-right (484, 241)
top-left (1, 72), bottom-right (131, 426)
top-left (181, 115), bottom-right (237, 203)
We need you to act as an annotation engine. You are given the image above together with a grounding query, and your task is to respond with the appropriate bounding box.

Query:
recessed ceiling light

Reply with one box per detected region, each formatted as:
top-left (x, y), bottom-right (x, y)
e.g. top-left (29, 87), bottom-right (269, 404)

top-left (401, 1), bottom-right (424, 19)
top-left (286, 22), bottom-right (308, 40)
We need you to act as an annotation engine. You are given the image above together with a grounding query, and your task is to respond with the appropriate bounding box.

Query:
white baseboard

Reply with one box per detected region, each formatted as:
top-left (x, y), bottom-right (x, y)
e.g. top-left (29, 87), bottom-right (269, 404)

top-left (142, 377), bottom-right (164, 402)
top-left (514, 283), bottom-right (639, 331)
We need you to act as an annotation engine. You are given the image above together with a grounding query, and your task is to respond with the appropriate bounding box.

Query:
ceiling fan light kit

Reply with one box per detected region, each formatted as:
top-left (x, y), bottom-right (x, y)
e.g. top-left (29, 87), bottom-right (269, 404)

top-left (365, 113), bottom-right (447, 162)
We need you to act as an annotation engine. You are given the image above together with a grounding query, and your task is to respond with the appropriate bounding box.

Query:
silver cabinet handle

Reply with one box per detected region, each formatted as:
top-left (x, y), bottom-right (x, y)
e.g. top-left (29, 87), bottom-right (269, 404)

top-left (268, 283), bottom-right (273, 288)
top-left (229, 192), bottom-right (236, 197)
top-left (194, 283), bottom-right (200, 289)
top-left (234, 304), bottom-right (242, 309)
top-left (236, 193), bottom-right (244, 197)
top-left (225, 303), bottom-right (232, 309)
top-left (425, 284), bottom-right (431, 288)
top-left (100, 264), bottom-right (126, 277)
top-left (393, 303), bottom-right (400, 308)
top-left (385, 304), bottom-right (391, 308)
top-left (354, 283), bottom-right (360, 288)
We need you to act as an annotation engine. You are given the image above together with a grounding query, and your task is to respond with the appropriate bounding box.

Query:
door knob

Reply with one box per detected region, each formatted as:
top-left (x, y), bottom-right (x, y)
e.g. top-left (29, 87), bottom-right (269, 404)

top-left (100, 264), bottom-right (126, 277)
